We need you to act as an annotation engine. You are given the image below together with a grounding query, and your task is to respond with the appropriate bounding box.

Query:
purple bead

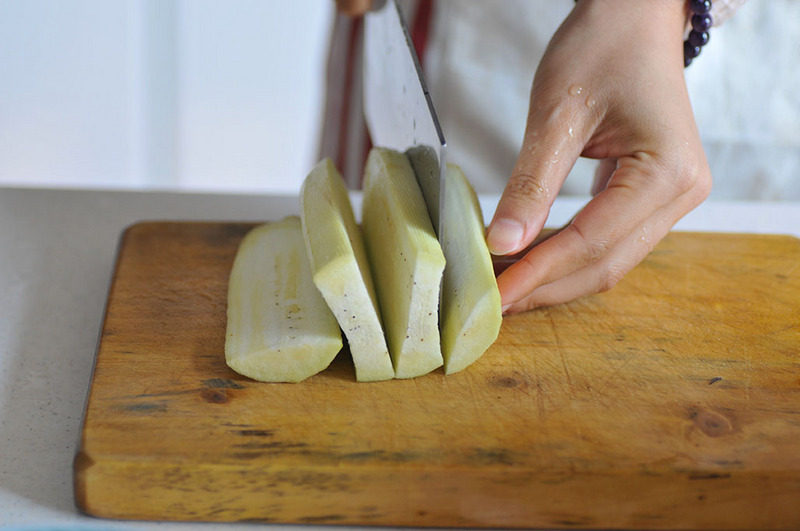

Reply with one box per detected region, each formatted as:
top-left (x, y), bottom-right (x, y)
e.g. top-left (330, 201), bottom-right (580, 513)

top-left (692, 13), bottom-right (713, 32)
top-left (684, 41), bottom-right (701, 60)
top-left (688, 30), bottom-right (710, 47)
top-left (689, 0), bottom-right (712, 14)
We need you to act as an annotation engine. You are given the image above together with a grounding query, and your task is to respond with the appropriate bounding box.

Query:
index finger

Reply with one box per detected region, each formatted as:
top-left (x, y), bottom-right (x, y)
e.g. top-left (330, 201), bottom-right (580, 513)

top-left (486, 91), bottom-right (597, 256)
top-left (496, 152), bottom-right (699, 308)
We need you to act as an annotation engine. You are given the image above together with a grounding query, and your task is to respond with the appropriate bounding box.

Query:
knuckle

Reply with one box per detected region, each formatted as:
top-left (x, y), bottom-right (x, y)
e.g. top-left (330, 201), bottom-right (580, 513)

top-left (508, 297), bottom-right (540, 314)
top-left (505, 171), bottom-right (551, 204)
top-left (565, 222), bottom-right (608, 265)
top-left (520, 298), bottom-right (544, 312)
top-left (518, 251), bottom-right (540, 274)
top-left (691, 167), bottom-right (713, 203)
top-left (598, 264), bottom-right (626, 293)
top-left (673, 158), bottom-right (713, 203)
top-left (671, 169), bottom-right (695, 195)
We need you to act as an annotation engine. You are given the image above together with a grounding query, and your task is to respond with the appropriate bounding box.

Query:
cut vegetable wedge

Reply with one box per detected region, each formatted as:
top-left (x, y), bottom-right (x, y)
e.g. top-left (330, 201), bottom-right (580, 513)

top-left (300, 159), bottom-right (395, 382)
top-left (361, 147), bottom-right (445, 379)
top-left (437, 164), bottom-right (502, 374)
top-left (225, 217), bottom-right (342, 383)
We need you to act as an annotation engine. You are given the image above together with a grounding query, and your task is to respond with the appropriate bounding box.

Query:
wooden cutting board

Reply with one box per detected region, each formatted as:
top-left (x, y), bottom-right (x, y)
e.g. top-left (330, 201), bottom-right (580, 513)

top-left (74, 222), bottom-right (800, 529)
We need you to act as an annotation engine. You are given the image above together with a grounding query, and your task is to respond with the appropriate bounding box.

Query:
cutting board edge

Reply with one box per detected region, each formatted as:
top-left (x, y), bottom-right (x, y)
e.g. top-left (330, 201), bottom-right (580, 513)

top-left (73, 449), bottom-right (800, 528)
top-left (120, 220), bottom-right (800, 241)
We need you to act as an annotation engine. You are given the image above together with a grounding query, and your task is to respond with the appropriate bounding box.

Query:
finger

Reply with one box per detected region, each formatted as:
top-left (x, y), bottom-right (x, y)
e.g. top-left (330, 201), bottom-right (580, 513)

top-left (335, 0), bottom-right (372, 16)
top-left (495, 153), bottom-right (684, 308)
top-left (491, 228), bottom-right (562, 276)
top-left (502, 158), bottom-right (711, 312)
top-left (591, 158), bottom-right (617, 196)
top-left (486, 89), bottom-right (597, 256)
top-left (504, 206), bottom-right (676, 312)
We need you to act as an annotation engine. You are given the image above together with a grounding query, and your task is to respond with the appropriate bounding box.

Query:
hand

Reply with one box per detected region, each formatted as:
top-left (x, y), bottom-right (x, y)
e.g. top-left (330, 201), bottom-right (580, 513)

top-left (487, 0), bottom-right (712, 313)
top-left (335, 0), bottom-right (372, 16)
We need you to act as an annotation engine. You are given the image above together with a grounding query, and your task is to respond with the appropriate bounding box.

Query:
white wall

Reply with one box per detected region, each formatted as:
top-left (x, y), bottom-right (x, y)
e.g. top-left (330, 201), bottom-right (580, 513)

top-left (0, 0), bottom-right (333, 193)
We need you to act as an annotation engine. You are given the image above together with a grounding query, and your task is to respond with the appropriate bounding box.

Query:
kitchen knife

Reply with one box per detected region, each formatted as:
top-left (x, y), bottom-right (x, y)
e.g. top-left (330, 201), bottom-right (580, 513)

top-left (363, 0), bottom-right (448, 240)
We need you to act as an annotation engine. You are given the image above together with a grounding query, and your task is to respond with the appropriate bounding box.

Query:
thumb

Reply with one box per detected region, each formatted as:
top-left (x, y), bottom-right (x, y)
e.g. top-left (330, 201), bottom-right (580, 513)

top-left (487, 95), bottom-right (592, 256)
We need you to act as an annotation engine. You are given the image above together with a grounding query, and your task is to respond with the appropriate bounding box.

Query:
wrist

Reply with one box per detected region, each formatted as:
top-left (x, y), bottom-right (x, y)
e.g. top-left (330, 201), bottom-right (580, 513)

top-left (572, 0), bottom-right (694, 68)
top-left (577, 0), bottom-right (686, 37)
top-left (582, 0), bottom-right (687, 60)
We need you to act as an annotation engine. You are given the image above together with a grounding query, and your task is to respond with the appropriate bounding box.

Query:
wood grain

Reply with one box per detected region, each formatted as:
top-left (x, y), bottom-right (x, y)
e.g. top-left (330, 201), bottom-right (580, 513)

top-left (74, 222), bottom-right (800, 528)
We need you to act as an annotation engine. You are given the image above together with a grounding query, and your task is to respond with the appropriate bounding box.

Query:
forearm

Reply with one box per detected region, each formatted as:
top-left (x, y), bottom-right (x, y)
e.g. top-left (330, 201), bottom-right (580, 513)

top-left (563, 0), bottom-right (688, 74)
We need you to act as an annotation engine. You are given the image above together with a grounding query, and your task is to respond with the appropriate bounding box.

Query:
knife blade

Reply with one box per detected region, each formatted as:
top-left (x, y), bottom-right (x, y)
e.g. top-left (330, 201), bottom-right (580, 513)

top-left (363, 0), bottom-right (447, 240)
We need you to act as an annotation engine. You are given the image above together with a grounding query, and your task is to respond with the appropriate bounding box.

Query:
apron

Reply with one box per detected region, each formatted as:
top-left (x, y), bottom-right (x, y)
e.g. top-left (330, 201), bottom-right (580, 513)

top-left (319, 0), bottom-right (800, 201)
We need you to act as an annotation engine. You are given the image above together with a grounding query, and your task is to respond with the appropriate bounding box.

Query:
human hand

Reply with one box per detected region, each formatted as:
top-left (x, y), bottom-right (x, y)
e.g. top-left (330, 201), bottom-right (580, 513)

top-left (335, 0), bottom-right (373, 16)
top-left (487, 0), bottom-right (712, 313)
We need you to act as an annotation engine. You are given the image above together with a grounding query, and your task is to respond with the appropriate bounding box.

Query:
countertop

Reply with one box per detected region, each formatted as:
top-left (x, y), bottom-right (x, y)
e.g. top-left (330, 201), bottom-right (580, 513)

top-left (1, 186), bottom-right (798, 530)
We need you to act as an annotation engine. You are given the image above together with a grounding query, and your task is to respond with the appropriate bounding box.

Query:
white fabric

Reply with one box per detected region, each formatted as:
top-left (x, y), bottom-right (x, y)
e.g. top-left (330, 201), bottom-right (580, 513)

top-left (425, 0), bottom-right (800, 200)
top-left (712, 0), bottom-right (749, 25)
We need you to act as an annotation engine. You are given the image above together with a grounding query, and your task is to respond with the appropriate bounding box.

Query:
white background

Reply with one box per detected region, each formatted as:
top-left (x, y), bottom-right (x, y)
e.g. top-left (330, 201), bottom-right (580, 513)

top-left (1, 1), bottom-right (798, 199)
top-left (0, 0), bottom-right (334, 193)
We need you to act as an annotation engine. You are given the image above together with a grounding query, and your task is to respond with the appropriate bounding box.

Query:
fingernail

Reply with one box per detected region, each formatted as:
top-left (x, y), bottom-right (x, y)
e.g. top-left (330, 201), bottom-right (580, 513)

top-left (487, 218), bottom-right (524, 255)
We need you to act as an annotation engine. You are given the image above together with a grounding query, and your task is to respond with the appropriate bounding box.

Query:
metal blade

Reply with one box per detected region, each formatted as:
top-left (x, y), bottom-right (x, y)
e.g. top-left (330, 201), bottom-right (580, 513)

top-left (363, 0), bottom-right (447, 239)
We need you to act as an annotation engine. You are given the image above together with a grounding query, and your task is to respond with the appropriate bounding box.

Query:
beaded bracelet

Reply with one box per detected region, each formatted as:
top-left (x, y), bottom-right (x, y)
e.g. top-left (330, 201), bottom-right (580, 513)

top-left (573, 0), bottom-right (713, 68)
top-left (685, 0), bottom-right (713, 67)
